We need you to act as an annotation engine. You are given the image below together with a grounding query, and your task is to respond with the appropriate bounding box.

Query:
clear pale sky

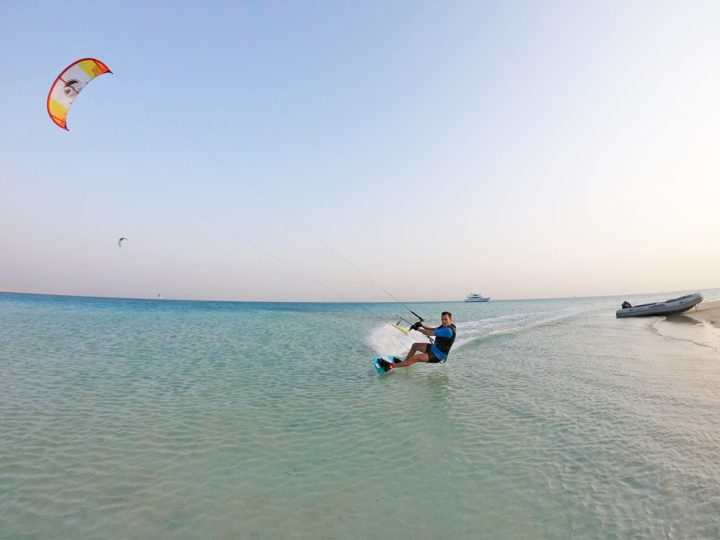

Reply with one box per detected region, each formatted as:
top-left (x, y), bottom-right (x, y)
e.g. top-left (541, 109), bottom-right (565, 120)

top-left (1, 1), bottom-right (719, 301)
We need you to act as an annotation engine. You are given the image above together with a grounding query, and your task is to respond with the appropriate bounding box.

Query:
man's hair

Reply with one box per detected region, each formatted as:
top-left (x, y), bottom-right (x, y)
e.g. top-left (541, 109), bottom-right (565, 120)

top-left (441, 311), bottom-right (452, 318)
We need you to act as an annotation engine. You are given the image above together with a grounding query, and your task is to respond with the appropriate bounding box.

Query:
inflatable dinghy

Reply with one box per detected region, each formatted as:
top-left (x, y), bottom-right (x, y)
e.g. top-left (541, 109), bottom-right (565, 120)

top-left (616, 293), bottom-right (703, 318)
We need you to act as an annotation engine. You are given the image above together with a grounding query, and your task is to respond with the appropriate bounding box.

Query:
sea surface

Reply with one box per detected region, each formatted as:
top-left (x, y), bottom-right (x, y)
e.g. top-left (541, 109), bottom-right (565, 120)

top-left (1, 290), bottom-right (719, 539)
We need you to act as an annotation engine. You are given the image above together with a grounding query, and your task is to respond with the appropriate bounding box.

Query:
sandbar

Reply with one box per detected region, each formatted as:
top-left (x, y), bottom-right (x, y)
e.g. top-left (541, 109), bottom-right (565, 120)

top-left (654, 300), bottom-right (720, 352)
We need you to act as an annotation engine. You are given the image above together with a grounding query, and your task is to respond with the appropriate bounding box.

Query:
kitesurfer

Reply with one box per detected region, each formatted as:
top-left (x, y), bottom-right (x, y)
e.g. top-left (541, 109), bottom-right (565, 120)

top-left (380, 311), bottom-right (456, 371)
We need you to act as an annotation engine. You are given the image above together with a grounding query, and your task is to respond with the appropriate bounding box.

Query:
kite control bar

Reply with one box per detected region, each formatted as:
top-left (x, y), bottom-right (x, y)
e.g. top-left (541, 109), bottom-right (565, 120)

top-left (391, 311), bottom-right (425, 335)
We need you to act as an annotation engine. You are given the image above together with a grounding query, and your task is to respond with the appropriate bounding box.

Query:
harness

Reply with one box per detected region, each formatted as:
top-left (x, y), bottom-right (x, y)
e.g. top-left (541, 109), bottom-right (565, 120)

top-left (433, 324), bottom-right (456, 362)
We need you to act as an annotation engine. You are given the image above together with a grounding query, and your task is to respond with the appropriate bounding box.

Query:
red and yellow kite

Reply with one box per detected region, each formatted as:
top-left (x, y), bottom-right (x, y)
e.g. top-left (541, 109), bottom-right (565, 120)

top-left (47, 58), bottom-right (112, 130)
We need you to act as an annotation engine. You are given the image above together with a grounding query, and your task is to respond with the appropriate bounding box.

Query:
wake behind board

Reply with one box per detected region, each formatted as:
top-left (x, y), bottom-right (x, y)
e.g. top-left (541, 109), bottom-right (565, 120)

top-left (372, 355), bottom-right (402, 375)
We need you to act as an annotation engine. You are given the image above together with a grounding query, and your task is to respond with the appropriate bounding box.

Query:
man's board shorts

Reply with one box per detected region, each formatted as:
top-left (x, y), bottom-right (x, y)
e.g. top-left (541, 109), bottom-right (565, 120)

top-left (427, 343), bottom-right (447, 364)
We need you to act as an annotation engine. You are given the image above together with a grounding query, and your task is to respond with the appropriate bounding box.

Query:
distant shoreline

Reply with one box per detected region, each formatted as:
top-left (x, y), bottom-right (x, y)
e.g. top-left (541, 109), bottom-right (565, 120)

top-left (0, 291), bottom-right (457, 305)
top-left (3, 289), bottom-right (717, 305)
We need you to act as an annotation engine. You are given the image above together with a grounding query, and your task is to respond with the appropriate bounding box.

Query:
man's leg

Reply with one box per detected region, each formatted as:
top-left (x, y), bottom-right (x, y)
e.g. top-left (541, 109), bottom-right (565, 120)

top-left (403, 342), bottom-right (427, 362)
top-left (393, 353), bottom-right (430, 368)
top-left (393, 343), bottom-right (429, 368)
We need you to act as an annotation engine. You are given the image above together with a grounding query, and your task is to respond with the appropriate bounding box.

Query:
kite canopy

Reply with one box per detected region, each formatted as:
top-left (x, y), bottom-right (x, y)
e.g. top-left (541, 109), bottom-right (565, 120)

top-left (47, 58), bottom-right (112, 130)
top-left (118, 237), bottom-right (128, 247)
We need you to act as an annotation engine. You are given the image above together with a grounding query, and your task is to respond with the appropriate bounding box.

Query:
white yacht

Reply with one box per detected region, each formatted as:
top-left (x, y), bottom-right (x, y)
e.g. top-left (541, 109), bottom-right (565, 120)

top-left (465, 293), bottom-right (490, 302)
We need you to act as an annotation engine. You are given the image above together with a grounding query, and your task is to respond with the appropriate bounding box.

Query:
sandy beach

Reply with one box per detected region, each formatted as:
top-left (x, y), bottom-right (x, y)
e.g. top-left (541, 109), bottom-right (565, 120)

top-left (655, 300), bottom-right (720, 352)
top-left (684, 300), bottom-right (720, 326)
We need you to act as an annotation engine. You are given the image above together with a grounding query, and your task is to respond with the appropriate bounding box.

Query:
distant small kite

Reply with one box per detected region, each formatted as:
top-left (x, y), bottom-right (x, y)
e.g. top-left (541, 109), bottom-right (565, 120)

top-left (118, 237), bottom-right (128, 247)
top-left (47, 58), bottom-right (112, 130)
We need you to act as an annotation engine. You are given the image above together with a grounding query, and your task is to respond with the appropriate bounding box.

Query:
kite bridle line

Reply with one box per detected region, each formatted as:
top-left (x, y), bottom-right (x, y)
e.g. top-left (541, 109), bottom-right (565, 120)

top-left (125, 89), bottom-right (425, 334)
top-left (133, 174), bottom-right (397, 329)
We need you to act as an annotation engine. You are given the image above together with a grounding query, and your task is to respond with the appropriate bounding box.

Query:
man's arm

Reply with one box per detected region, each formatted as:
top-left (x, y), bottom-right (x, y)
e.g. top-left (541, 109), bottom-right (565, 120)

top-left (414, 324), bottom-right (437, 337)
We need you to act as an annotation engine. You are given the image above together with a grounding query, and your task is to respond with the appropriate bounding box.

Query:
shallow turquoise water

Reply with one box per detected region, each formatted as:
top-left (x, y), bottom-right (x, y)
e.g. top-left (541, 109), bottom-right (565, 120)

top-left (1, 291), bottom-right (719, 538)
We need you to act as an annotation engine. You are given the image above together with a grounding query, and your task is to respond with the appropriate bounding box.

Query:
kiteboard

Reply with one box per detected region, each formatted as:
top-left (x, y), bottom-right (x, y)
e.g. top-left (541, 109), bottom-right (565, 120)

top-left (372, 355), bottom-right (402, 375)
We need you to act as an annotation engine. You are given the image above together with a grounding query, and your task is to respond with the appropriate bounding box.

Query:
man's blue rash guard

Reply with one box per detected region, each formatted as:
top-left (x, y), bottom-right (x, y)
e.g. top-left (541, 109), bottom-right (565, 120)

top-left (430, 324), bottom-right (456, 361)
